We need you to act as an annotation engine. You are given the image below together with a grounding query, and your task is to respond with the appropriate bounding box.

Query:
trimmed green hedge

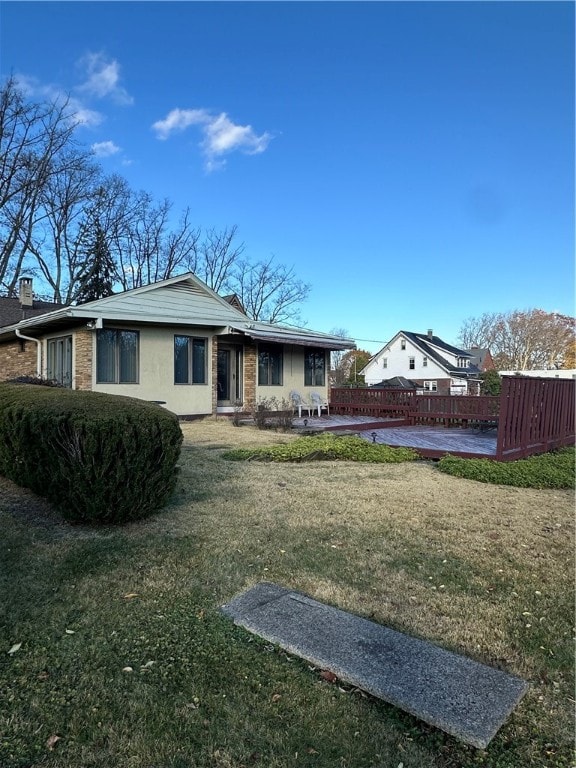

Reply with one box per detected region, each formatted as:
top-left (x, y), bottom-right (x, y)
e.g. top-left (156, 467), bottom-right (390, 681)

top-left (0, 383), bottom-right (183, 524)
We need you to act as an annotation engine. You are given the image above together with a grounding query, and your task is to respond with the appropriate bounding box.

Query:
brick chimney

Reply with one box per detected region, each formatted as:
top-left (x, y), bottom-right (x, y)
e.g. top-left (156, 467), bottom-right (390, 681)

top-left (19, 277), bottom-right (33, 308)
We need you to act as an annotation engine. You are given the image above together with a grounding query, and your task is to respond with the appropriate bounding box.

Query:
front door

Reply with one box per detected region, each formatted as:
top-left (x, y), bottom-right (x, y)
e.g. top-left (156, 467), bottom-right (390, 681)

top-left (217, 345), bottom-right (243, 406)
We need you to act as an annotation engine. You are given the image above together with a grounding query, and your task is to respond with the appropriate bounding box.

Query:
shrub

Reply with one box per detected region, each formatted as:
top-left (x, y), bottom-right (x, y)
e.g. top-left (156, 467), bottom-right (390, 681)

top-left (437, 447), bottom-right (575, 489)
top-left (0, 383), bottom-right (183, 524)
top-left (250, 397), bottom-right (293, 431)
top-left (223, 433), bottom-right (418, 463)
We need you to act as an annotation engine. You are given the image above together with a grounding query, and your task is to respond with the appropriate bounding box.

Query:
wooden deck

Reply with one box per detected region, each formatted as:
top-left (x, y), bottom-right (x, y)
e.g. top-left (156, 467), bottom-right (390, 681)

top-left (293, 416), bottom-right (497, 459)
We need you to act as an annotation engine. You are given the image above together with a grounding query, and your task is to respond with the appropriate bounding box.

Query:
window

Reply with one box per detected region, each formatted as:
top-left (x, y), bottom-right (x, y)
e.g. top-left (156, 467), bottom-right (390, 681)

top-left (304, 349), bottom-right (326, 387)
top-left (382, 357), bottom-right (388, 369)
top-left (400, 339), bottom-right (406, 350)
top-left (258, 344), bottom-right (283, 385)
top-left (457, 357), bottom-right (469, 368)
top-left (174, 336), bottom-right (207, 384)
top-left (424, 380), bottom-right (437, 392)
top-left (422, 356), bottom-right (428, 367)
top-left (47, 335), bottom-right (72, 387)
top-left (96, 329), bottom-right (139, 383)
top-left (409, 356), bottom-right (415, 370)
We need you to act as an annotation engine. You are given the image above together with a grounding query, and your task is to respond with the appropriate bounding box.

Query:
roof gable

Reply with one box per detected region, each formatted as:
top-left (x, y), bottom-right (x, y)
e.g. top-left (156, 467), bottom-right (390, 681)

top-left (0, 272), bottom-right (355, 351)
top-left (360, 330), bottom-right (482, 377)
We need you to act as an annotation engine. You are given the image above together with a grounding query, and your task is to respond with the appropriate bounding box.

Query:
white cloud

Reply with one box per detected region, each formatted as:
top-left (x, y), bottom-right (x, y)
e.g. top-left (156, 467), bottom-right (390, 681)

top-left (91, 140), bottom-right (121, 157)
top-left (151, 108), bottom-right (211, 140)
top-left (76, 52), bottom-right (133, 105)
top-left (12, 74), bottom-right (103, 127)
top-left (152, 107), bottom-right (273, 171)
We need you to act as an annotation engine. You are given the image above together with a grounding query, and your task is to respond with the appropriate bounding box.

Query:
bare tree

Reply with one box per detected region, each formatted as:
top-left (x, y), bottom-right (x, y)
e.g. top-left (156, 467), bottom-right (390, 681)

top-left (0, 78), bottom-right (312, 324)
top-left (114, 193), bottom-right (200, 291)
top-left (0, 76), bottom-right (81, 293)
top-left (231, 257), bottom-right (310, 323)
top-left (329, 327), bottom-right (352, 385)
top-left (193, 225), bottom-right (243, 294)
top-left (458, 309), bottom-right (575, 370)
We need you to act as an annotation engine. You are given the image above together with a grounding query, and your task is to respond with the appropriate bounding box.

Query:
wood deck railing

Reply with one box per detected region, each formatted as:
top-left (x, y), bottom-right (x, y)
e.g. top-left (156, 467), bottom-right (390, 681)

top-left (496, 376), bottom-right (575, 460)
top-left (329, 388), bottom-right (499, 424)
top-left (330, 377), bottom-right (575, 461)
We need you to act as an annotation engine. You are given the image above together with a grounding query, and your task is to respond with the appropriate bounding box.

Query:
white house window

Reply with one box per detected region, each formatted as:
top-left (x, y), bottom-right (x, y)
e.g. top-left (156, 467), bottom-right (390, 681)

top-left (304, 349), bottom-right (326, 387)
top-left (424, 380), bottom-right (437, 391)
top-left (422, 356), bottom-right (428, 367)
top-left (409, 356), bottom-right (415, 370)
top-left (382, 357), bottom-right (388, 369)
top-left (400, 339), bottom-right (406, 350)
top-left (97, 329), bottom-right (139, 384)
top-left (258, 344), bottom-right (283, 386)
top-left (457, 357), bottom-right (468, 368)
top-left (174, 336), bottom-right (207, 384)
top-left (47, 335), bottom-right (72, 387)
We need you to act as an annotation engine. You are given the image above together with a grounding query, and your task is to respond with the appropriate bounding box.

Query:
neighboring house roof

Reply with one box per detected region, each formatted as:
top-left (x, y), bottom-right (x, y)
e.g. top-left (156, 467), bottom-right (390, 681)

top-left (361, 330), bottom-right (483, 379)
top-left (0, 296), bottom-right (66, 327)
top-left (369, 376), bottom-right (417, 389)
top-left (0, 273), bottom-right (355, 351)
top-left (466, 347), bottom-right (493, 371)
top-left (222, 294), bottom-right (247, 315)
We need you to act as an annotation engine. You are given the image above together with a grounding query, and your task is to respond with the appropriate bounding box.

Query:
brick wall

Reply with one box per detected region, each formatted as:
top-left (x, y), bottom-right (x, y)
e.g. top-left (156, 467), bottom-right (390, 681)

top-left (0, 339), bottom-right (39, 380)
top-left (243, 342), bottom-right (257, 408)
top-left (74, 329), bottom-right (93, 390)
top-left (211, 337), bottom-right (218, 413)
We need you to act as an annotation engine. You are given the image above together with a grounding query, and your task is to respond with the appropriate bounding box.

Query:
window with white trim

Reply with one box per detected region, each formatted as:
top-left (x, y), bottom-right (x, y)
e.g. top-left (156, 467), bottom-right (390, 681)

top-left (382, 357), bottom-right (388, 369)
top-left (409, 356), bottom-right (415, 370)
top-left (422, 356), bottom-right (428, 367)
top-left (423, 380), bottom-right (437, 391)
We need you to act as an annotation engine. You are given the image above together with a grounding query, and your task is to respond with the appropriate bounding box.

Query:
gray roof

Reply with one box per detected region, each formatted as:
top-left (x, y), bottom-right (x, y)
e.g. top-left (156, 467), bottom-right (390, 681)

top-left (370, 376), bottom-right (417, 389)
top-left (0, 297), bottom-right (66, 328)
top-left (0, 273), bottom-right (355, 351)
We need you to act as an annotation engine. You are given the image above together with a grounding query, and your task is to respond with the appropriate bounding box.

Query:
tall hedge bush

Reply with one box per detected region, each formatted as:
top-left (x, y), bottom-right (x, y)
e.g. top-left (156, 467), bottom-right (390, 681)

top-left (0, 383), bottom-right (183, 524)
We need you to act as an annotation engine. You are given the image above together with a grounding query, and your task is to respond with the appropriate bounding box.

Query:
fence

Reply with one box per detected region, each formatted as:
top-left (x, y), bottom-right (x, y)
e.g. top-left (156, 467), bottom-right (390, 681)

top-left (496, 376), bottom-right (575, 460)
top-left (330, 377), bottom-right (575, 461)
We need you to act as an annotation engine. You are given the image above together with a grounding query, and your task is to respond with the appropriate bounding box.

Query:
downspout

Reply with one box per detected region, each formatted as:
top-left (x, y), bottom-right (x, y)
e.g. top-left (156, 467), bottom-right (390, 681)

top-left (15, 328), bottom-right (42, 378)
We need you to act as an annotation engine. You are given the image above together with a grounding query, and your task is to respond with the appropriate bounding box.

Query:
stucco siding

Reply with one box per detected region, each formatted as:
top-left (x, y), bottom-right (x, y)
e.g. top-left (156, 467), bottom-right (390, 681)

top-left (254, 345), bottom-right (329, 405)
top-left (92, 325), bottom-right (214, 416)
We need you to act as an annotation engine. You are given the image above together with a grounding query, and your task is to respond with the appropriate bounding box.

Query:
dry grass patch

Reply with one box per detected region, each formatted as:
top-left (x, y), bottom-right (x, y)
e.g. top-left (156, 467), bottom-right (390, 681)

top-left (1, 416), bottom-right (573, 768)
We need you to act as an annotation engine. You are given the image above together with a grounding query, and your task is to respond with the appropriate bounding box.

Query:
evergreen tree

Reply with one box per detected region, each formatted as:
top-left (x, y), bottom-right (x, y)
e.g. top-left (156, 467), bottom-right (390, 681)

top-left (75, 222), bottom-right (116, 303)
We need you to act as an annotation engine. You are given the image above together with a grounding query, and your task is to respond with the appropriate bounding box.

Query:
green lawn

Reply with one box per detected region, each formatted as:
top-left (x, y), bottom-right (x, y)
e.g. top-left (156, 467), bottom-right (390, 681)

top-left (1, 419), bottom-right (574, 768)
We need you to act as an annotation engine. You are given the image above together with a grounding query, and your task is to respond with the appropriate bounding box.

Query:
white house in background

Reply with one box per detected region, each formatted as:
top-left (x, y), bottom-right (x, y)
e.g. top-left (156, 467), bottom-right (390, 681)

top-left (0, 273), bottom-right (355, 417)
top-left (360, 329), bottom-right (489, 395)
top-left (499, 369), bottom-right (576, 379)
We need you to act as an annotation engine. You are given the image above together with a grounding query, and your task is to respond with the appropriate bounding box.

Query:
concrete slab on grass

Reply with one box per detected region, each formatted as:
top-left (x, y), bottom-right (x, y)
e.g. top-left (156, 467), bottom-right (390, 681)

top-left (221, 582), bottom-right (528, 749)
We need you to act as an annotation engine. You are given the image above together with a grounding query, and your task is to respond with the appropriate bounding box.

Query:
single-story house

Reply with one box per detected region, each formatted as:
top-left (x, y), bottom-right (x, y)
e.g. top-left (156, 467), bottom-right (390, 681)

top-left (0, 274), bottom-right (355, 417)
top-left (360, 329), bottom-right (491, 395)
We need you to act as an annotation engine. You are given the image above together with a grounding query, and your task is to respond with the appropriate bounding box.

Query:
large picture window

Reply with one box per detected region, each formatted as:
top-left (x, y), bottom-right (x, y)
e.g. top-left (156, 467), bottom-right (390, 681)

top-left (174, 336), bottom-right (207, 384)
top-left (258, 344), bottom-right (283, 386)
top-left (304, 349), bottom-right (326, 387)
top-left (96, 329), bottom-right (139, 384)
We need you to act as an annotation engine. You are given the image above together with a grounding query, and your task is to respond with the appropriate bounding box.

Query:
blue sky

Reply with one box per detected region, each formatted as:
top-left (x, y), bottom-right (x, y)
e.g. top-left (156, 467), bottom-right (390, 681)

top-left (1, 1), bottom-right (574, 353)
